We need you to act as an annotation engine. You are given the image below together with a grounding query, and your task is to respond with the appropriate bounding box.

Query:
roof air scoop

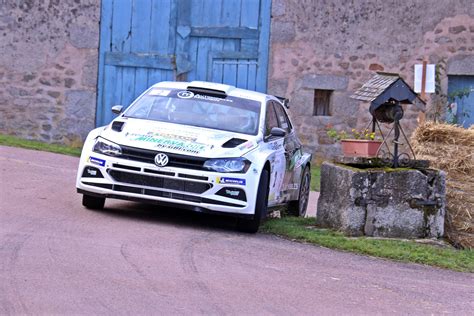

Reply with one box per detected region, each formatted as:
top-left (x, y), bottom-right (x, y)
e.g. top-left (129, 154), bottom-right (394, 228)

top-left (186, 86), bottom-right (227, 98)
top-left (186, 81), bottom-right (233, 98)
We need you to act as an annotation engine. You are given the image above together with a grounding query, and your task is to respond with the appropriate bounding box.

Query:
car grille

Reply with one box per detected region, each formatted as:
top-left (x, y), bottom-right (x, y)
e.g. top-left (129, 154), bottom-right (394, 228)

top-left (81, 182), bottom-right (244, 207)
top-left (119, 145), bottom-right (207, 171)
top-left (108, 169), bottom-right (212, 194)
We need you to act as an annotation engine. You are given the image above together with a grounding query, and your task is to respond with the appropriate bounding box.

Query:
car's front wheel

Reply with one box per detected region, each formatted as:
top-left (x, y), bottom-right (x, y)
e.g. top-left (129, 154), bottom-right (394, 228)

top-left (82, 194), bottom-right (105, 210)
top-left (288, 166), bottom-right (311, 217)
top-left (237, 169), bottom-right (269, 233)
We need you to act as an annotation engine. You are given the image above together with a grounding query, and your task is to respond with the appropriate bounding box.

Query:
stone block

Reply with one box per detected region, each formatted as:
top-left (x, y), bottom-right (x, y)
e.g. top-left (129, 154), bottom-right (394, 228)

top-left (47, 91), bottom-right (61, 98)
top-left (267, 79), bottom-right (288, 97)
top-left (338, 62), bottom-right (350, 70)
top-left (330, 92), bottom-right (360, 118)
top-left (64, 90), bottom-right (96, 138)
top-left (435, 36), bottom-right (452, 44)
top-left (316, 162), bottom-right (445, 238)
top-left (289, 88), bottom-right (313, 116)
top-left (82, 53), bottom-right (99, 88)
top-left (271, 21), bottom-right (295, 43)
top-left (447, 55), bottom-right (474, 75)
top-left (65, 90), bottom-right (95, 117)
top-left (300, 74), bottom-right (349, 91)
top-left (369, 63), bottom-right (384, 71)
top-left (69, 24), bottom-right (99, 49)
top-left (65, 78), bottom-right (75, 88)
top-left (271, 0), bottom-right (286, 17)
top-left (448, 25), bottom-right (466, 34)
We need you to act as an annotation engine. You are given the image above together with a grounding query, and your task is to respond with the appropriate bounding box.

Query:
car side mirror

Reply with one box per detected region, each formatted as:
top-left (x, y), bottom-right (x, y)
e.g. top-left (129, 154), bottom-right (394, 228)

top-left (111, 105), bottom-right (123, 115)
top-left (270, 127), bottom-right (286, 137)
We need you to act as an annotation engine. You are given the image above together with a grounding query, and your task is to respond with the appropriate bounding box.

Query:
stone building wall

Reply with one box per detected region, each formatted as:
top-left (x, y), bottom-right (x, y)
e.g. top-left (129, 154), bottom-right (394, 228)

top-left (0, 0), bottom-right (100, 146)
top-left (269, 0), bottom-right (474, 160)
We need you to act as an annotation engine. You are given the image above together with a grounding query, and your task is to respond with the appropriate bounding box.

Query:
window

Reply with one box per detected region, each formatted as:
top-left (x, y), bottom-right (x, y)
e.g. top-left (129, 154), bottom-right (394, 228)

top-left (265, 102), bottom-right (279, 136)
top-left (273, 102), bottom-right (292, 133)
top-left (313, 89), bottom-right (332, 116)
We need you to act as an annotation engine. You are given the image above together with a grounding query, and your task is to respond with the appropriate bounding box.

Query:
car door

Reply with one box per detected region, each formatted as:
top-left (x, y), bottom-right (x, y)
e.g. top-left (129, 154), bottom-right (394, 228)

top-left (264, 101), bottom-right (286, 206)
top-left (273, 101), bottom-right (302, 200)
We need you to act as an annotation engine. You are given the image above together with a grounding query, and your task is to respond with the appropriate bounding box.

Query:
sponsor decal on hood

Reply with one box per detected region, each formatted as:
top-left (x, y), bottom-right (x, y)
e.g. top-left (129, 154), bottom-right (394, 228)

top-left (101, 119), bottom-right (258, 157)
top-left (128, 131), bottom-right (211, 155)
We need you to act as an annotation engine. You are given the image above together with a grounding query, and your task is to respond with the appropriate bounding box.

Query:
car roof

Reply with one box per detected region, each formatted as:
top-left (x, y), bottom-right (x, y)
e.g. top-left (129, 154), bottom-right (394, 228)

top-left (151, 81), bottom-right (274, 104)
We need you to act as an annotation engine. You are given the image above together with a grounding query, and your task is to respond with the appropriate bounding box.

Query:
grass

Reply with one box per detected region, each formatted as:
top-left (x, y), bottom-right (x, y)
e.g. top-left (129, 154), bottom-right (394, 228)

top-left (262, 217), bottom-right (474, 273)
top-left (0, 134), bottom-right (82, 157)
top-left (311, 165), bottom-right (321, 191)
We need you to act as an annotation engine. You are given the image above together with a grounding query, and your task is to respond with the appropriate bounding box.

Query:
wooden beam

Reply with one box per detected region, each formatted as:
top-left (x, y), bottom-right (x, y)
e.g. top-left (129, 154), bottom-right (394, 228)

top-left (104, 52), bottom-right (175, 70)
top-left (190, 26), bottom-right (258, 39)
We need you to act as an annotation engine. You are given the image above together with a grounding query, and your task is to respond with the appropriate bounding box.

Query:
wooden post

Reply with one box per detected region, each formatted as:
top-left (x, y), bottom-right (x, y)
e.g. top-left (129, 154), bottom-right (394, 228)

top-left (417, 58), bottom-right (428, 125)
top-left (421, 59), bottom-right (427, 101)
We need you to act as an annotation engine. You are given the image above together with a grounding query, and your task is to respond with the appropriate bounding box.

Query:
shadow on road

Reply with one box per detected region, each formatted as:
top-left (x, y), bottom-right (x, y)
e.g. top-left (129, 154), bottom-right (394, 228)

top-left (90, 200), bottom-right (247, 233)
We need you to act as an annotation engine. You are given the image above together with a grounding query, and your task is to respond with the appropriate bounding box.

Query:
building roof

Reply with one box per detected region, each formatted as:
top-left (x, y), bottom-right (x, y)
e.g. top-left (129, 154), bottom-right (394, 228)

top-left (351, 72), bottom-right (400, 102)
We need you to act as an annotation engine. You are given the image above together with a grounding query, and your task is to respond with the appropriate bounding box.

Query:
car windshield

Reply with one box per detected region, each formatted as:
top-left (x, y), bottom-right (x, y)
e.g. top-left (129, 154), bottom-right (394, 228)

top-left (124, 88), bottom-right (261, 135)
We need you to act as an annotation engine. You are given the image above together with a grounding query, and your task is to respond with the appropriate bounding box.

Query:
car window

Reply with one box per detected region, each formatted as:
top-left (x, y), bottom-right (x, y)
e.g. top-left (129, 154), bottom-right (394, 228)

top-left (273, 102), bottom-right (292, 133)
top-left (124, 89), bottom-right (261, 135)
top-left (265, 102), bottom-right (279, 136)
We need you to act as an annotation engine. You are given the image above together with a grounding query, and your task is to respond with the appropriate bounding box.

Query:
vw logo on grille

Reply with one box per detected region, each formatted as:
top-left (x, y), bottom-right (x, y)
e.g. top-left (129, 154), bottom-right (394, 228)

top-left (154, 153), bottom-right (169, 167)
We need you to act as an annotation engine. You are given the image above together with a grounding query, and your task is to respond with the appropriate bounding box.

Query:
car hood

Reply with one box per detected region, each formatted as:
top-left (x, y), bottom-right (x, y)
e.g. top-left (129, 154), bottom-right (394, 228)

top-left (99, 118), bottom-right (259, 158)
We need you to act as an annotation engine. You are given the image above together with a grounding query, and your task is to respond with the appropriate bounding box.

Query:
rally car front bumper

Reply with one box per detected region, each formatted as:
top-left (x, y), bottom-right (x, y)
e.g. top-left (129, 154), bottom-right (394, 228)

top-left (76, 149), bottom-right (259, 218)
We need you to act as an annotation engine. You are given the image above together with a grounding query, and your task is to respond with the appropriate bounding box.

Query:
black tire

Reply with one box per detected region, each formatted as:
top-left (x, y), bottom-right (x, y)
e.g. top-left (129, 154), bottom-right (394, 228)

top-left (288, 166), bottom-right (311, 217)
top-left (237, 169), bottom-right (269, 233)
top-left (82, 194), bottom-right (105, 210)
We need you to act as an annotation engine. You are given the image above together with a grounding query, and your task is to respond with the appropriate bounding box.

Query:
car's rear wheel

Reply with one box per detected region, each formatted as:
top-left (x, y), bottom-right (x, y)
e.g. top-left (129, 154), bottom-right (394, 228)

top-left (237, 169), bottom-right (269, 233)
top-left (288, 166), bottom-right (311, 217)
top-left (82, 194), bottom-right (105, 210)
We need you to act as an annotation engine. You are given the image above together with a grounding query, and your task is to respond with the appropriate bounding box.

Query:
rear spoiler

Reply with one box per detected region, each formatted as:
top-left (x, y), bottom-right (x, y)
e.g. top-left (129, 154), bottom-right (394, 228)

top-left (275, 96), bottom-right (290, 109)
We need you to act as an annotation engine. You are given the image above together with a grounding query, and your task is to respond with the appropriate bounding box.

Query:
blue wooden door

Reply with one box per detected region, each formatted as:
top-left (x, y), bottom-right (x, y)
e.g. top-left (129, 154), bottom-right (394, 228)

top-left (448, 76), bottom-right (474, 128)
top-left (96, 0), bottom-right (271, 127)
top-left (179, 0), bottom-right (271, 92)
top-left (96, 0), bottom-right (177, 126)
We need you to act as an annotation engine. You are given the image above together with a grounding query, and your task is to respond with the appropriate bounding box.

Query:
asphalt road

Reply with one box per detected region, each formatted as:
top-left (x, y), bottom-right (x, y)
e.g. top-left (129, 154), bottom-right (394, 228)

top-left (0, 146), bottom-right (473, 315)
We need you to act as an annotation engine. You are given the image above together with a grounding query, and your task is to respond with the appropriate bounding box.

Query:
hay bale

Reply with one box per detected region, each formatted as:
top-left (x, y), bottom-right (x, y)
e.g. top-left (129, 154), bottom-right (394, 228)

top-left (411, 122), bottom-right (474, 249)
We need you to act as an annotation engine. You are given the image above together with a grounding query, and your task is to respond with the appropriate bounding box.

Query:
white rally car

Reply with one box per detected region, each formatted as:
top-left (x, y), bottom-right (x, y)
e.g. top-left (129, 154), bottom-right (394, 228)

top-left (76, 81), bottom-right (311, 232)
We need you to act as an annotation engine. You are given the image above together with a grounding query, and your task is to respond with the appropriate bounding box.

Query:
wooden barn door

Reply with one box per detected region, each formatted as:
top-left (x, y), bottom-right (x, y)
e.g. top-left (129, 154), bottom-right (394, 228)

top-left (96, 0), bottom-right (177, 126)
top-left (96, 0), bottom-right (271, 127)
top-left (180, 0), bottom-right (271, 92)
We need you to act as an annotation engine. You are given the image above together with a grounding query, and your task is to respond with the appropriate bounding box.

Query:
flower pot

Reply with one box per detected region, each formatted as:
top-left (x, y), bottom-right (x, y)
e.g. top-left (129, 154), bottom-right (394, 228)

top-left (341, 139), bottom-right (382, 158)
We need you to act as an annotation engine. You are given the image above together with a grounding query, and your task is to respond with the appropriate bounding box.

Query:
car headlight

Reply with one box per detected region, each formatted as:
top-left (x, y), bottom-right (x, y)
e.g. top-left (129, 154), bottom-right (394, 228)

top-left (92, 137), bottom-right (122, 156)
top-left (203, 158), bottom-right (250, 173)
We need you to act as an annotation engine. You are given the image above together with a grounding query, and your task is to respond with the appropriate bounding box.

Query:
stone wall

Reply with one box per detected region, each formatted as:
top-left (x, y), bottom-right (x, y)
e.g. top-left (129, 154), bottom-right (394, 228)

top-left (269, 0), bottom-right (474, 160)
top-left (0, 0), bottom-right (100, 146)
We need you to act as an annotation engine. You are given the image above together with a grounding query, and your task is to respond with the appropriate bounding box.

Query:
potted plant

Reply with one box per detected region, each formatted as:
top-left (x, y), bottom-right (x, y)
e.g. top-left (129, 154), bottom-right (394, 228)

top-left (326, 126), bottom-right (383, 158)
